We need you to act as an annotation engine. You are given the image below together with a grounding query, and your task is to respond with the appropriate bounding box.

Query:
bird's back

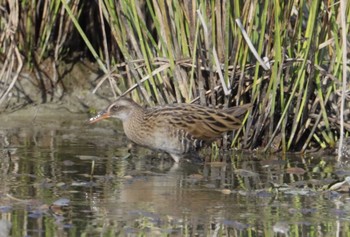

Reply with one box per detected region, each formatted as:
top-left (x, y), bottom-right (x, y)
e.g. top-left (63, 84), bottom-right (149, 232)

top-left (143, 103), bottom-right (249, 141)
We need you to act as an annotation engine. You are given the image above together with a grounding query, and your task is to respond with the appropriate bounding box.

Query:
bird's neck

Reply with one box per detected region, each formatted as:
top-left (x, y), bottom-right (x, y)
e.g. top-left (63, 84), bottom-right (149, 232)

top-left (122, 107), bottom-right (147, 144)
top-left (122, 106), bottom-right (145, 126)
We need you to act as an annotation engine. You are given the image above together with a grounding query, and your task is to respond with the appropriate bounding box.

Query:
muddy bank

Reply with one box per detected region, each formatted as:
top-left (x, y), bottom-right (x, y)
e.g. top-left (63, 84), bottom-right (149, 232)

top-left (1, 59), bottom-right (117, 114)
top-left (0, 60), bottom-right (122, 144)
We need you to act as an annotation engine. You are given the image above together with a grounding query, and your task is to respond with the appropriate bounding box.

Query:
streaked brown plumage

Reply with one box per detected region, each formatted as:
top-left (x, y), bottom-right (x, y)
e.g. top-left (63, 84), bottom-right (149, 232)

top-left (89, 97), bottom-right (250, 162)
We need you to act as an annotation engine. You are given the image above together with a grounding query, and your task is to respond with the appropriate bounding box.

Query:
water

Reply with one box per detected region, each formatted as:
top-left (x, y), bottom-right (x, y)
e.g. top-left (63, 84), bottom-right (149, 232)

top-left (1, 108), bottom-right (350, 236)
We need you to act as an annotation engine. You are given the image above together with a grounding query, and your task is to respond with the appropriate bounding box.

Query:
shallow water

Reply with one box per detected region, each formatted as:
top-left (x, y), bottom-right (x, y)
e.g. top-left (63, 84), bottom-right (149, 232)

top-left (1, 109), bottom-right (350, 237)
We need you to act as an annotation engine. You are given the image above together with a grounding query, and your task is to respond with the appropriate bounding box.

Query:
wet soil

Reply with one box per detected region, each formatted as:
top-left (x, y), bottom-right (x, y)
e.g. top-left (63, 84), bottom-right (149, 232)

top-left (1, 59), bottom-right (115, 114)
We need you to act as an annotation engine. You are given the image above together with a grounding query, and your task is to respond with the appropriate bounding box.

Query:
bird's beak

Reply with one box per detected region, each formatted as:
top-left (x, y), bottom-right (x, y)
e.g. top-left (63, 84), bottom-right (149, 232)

top-left (88, 110), bottom-right (110, 124)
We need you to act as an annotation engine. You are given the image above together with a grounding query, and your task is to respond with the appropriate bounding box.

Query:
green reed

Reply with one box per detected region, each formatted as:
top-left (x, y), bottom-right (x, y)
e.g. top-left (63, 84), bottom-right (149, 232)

top-left (0, 0), bottom-right (348, 154)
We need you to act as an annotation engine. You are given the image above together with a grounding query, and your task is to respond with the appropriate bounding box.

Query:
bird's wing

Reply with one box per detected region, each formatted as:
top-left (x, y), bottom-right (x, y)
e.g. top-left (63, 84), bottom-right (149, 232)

top-left (145, 104), bottom-right (246, 140)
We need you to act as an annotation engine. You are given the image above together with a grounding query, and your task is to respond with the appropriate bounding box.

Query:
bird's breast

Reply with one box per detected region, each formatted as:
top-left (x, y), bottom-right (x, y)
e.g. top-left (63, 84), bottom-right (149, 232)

top-left (122, 120), bottom-right (198, 155)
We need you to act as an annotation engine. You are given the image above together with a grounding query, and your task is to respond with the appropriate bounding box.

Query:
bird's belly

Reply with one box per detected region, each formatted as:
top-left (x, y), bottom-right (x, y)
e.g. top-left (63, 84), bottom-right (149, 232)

top-left (125, 127), bottom-right (191, 155)
top-left (151, 135), bottom-right (185, 154)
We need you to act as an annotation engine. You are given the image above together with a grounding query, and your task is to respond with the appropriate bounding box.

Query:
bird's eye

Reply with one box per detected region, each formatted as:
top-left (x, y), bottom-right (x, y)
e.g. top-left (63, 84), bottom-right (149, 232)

top-left (112, 106), bottom-right (119, 111)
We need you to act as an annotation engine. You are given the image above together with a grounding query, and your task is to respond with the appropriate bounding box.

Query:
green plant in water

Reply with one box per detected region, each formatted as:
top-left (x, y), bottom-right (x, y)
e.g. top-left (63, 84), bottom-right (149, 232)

top-left (0, 0), bottom-right (348, 155)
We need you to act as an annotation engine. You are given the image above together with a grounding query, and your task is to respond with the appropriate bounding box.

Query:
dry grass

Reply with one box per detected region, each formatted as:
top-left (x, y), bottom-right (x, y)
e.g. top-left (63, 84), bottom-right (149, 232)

top-left (0, 0), bottom-right (349, 154)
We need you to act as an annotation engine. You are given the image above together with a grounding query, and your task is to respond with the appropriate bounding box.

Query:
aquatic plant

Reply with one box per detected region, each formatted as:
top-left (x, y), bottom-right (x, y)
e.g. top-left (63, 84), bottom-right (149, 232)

top-left (0, 0), bottom-right (348, 155)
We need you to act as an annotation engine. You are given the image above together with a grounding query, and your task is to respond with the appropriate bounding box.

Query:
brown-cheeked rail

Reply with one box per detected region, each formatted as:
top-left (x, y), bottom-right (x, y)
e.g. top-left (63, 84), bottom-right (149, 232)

top-left (89, 97), bottom-right (251, 163)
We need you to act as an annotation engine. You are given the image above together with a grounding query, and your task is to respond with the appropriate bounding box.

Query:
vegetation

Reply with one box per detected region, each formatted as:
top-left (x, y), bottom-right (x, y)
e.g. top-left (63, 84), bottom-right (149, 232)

top-left (0, 0), bottom-right (349, 154)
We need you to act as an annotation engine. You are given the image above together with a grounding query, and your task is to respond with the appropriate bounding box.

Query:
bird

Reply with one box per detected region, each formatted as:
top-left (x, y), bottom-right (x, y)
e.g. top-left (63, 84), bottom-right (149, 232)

top-left (89, 97), bottom-right (250, 163)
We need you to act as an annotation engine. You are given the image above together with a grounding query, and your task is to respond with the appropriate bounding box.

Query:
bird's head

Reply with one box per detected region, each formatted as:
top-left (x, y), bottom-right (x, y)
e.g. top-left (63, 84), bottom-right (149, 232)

top-left (89, 97), bottom-right (141, 123)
